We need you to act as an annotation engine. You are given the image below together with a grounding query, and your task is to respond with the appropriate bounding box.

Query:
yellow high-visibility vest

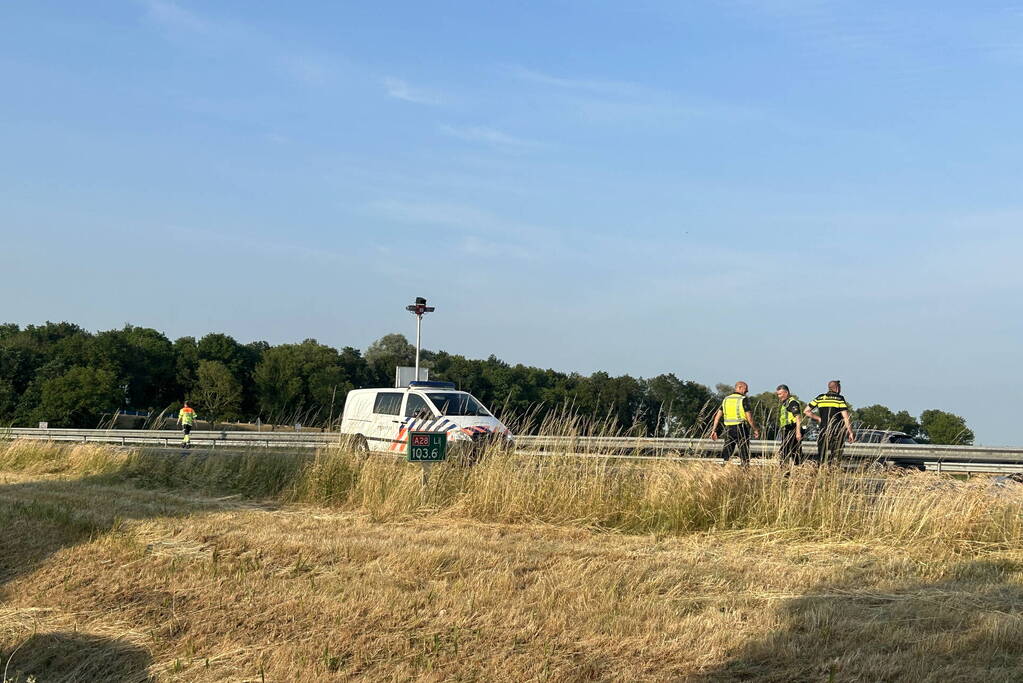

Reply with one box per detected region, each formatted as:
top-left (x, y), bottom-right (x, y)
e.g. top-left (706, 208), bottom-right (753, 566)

top-left (779, 397), bottom-right (801, 428)
top-left (722, 393), bottom-right (747, 426)
top-left (179, 407), bottom-right (196, 425)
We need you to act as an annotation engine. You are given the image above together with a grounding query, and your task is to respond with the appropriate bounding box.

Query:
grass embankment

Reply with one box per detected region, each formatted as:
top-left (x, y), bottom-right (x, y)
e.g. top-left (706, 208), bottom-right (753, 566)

top-left (2, 441), bottom-right (1023, 681)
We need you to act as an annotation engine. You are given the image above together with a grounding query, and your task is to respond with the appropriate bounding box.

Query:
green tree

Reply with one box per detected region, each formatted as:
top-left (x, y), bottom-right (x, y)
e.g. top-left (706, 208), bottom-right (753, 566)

top-left (365, 333), bottom-right (417, 385)
top-left (0, 345), bottom-right (35, 397)
top-left (713, 383), bottom-right (734, 400)
top-left (855, 404), bottom-right (922, 437)
top-left (88, 326), bottom-right (176, 410)
top-left (747, 391), bottom-right (783, 437)
top-left (307, 366), bottom-right (353, 425)
top-left (256, 340), bottom-right (354, 425)
top-left (0, 323), bottom-right (19, 341)
top-left (644, 374), bottom-right (715, 436)
top-left (890, 410), bottom-right (921, 437)
top-left (0, 323), bottom-right (92, 415)
top-left (173, 336), bottom-right (200, 397)
top-left (197, 333), bottom-right (264, 415)
top-left (253, 347), bottom-right (304, 423)
top-left (197, 331), bottom-right (249, 378)
top-left (36, 366), bottom-right (122, 427)
top-left (191, 360), bottom-right (242, 426)
top-left (854, 404), bottom-right (896, 429)
top-left (0, 378), bottom-right (16, 423)
top-left (919, 409), bottom-right (974, 445)
top-left (338, 346), bottom-right (374, 390)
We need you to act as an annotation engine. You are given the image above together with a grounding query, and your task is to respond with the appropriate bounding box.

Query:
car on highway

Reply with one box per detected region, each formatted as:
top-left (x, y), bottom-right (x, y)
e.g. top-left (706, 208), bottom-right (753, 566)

top-left (853, 429), bottom-right (918, 445)
top-left (799, 426), bottom-right (918, 444)
top-left (339, 381), bottom-right (513, 456)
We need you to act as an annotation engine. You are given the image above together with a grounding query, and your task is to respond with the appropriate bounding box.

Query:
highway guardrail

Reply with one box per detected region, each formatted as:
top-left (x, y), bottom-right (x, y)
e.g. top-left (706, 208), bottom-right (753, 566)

top-left (4, 428), bottom-right (1022, 466)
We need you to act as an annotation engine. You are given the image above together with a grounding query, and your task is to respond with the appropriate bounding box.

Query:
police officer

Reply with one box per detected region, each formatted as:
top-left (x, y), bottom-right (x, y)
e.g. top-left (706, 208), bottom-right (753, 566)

top-left (775, 384), bottom-right (803, 464)
top-left (803, 380), bottom-right (854, 463)
top-left (710, 381), bottom-right (760, 466)
top-left (177, 401), bottom-right (197, 448)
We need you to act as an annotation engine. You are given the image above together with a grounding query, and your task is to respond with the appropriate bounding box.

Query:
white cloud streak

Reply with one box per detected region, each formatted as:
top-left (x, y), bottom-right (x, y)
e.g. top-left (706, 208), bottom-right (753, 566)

top-left (141, 0), bottom-right (344, 89)
top-left (383, 77), bottom-right (442, 105)
top-left (439, 124), bottom-right (540, 150)
top-left (143, 0), bottom-right (208, 33)
top-left (365, 199), bottom-right (554, 260)
top-left (507, 66), bottom-right (644, 96)
top-left (506, 65), bottom-right (761, 126)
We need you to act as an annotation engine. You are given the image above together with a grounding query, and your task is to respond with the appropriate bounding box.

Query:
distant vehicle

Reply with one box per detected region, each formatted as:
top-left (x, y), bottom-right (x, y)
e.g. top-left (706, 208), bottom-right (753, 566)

top-left (853, 429), bottom-right (918, 444)
top-left (799, 427), bottom-right (918, 445)
top-left (339, 381), bottom-right (512, 455)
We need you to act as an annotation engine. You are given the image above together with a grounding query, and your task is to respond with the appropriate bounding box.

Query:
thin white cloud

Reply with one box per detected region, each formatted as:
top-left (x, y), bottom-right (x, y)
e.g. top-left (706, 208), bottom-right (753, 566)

top-left (142, 0), bottom-right (208, 33)
top-left (506, 65), bottom-right (760, 126)
top-left (141, 1), bottom-right (343, 88)
top-left (366, 199), bottom-right (549, 261)
top-left (383, 78), bottom-right (442, 105)
top-left (264, 132), bottom-right (290, 145)
top-left (172, 226), bottom-right (348, 265)
top-left (280, 54), bottom-right (336, 86)
top-left (369, 200), bottom-right (511, 232)
top-left (439, 124), bottom-right (539, 150)
top-left (507, 65), bottom-right (643, 96)
top-left (458, 235), bottom-right (534, 260)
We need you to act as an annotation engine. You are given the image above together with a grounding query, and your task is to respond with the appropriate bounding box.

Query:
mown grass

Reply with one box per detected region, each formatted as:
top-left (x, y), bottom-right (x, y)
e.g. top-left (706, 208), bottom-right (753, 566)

top-left (4, 440), bottom-right (1023, 680)
top-left (3, 440), bottom-right (1023, 551)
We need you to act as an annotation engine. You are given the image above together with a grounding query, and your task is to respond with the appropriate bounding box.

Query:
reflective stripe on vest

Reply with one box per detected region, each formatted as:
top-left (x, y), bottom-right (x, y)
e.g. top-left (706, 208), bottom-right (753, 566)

top-left (809, 393), bottom-right (849, 410)
top-left (779, 397), bottom-right (800, 428)
top-left (722, 393), bottom-right (746, 426)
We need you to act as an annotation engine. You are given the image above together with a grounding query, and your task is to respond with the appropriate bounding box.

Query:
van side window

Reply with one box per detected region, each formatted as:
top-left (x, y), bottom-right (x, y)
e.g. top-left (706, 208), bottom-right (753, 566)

top-left (405, 394), bottom-right (434, 418)
top-left (373, 392), bottom-right (402, 416)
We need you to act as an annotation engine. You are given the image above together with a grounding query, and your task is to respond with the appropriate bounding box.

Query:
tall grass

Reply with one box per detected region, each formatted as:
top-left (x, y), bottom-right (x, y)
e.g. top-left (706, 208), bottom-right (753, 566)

top-left (3, 439), bottom-right (1022, 552)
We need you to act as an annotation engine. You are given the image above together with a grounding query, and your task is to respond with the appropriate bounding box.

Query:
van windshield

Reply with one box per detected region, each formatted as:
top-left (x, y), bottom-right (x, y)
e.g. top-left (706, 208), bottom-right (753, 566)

top-left (426, 392), bottom-right (491, 417)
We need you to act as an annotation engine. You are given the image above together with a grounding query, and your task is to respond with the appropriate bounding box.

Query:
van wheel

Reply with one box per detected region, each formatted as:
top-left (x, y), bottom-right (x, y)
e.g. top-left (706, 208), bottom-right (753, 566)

top-left (350, 434), bottom-right (369, 454)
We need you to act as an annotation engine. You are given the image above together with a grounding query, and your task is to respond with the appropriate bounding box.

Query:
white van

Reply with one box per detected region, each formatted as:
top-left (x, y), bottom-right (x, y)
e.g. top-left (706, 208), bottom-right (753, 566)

top-left (339, 381), bottom-right (512, 454)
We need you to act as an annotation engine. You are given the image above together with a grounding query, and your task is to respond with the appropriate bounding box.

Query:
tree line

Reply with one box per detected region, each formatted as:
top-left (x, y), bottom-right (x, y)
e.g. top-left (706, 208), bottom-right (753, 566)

top-left (0, 323), bottom-right (974, 444)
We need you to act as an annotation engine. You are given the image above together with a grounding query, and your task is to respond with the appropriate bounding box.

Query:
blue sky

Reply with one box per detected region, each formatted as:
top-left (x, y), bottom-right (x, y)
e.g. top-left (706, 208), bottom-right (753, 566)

top-left (2, 1), bottom-right (1021, 443)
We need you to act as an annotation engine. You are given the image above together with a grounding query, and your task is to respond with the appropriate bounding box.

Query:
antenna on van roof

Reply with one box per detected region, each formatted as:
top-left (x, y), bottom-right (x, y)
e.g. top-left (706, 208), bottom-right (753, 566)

top-left (405, 296), bottom-right (435, 384)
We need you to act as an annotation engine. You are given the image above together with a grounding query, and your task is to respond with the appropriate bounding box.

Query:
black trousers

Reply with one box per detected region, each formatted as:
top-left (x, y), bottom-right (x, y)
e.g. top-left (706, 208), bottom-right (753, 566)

top-left (722, 423), bottom-right (751, 464)
top-left (779, 425), bottom-right (802, 464)
top-left (815, 424), bottom-right (847, 464)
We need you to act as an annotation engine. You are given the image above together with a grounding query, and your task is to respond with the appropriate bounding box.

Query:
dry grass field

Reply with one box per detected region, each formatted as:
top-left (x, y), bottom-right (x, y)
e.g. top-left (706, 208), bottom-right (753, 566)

top-left (3, 441), bottom-right (1023, 681)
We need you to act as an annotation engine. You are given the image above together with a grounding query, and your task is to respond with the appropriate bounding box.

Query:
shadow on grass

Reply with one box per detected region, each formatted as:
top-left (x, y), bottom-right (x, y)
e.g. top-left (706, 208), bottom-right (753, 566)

top-left (0, 474), bottom-right (204, 593)
top-left (0, 448), bottom-right (290, 681)
top-left (0, 445), bottom-right (319, 593)
top-left (1, 631), bottom-right (153, 683)
top-left (695, 557), bottom-right (1023, 681)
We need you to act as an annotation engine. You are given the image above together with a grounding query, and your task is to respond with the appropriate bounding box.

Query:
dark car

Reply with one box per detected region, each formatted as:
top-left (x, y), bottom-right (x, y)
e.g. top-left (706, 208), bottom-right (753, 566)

top-left (853, 429), bottom-right (918, 445)
top-left (799, 427), bottom-right (917, 445)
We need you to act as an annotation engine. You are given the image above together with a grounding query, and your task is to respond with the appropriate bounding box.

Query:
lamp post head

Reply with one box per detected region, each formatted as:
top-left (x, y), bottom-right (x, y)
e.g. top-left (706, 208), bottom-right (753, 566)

top-left (406, 296), bottom-right (435, 316)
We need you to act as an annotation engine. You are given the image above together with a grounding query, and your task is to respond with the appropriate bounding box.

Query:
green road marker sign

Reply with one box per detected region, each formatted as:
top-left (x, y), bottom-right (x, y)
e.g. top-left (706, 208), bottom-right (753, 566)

top-left (408, 431), bottom-right (447, 463)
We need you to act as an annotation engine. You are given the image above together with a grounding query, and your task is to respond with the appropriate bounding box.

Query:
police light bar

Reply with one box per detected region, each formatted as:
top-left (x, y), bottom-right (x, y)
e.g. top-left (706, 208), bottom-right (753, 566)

top-left (409, 381), bottom-right (456, 389)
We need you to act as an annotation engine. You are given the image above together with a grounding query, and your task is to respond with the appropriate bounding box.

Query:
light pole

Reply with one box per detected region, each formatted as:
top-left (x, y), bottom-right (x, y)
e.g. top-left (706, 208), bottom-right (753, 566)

top-left (405, 296), bottom-right (435, 381)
